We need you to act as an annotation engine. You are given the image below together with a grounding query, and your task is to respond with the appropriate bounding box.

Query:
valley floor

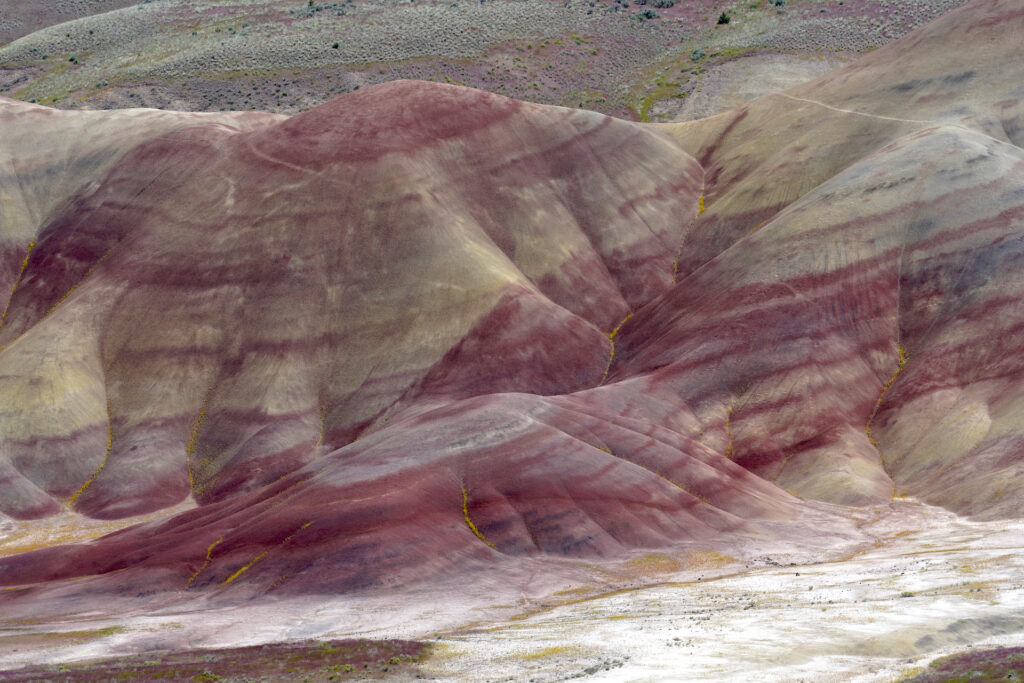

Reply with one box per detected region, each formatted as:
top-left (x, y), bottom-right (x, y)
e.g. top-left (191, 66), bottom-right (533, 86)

top-left (2, 501), bottom-right (1023, 681)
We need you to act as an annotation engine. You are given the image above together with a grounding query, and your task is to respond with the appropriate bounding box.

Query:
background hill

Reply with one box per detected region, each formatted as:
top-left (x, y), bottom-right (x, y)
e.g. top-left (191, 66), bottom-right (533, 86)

top-left (1, 0), bottom-right (968, 120)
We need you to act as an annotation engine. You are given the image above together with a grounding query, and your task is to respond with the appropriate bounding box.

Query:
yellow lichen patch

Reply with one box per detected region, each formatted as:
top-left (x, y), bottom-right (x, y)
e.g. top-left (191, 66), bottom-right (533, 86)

top-left (220, 521), bottom-right (312, 586)
top-left (550, 586), bottom-right (597, 599)
top-left (600, 311), bottom-right (634, 385)
top-left (314, 403), bottom-right (328, 450)
top-left (934, 579), bottom-right (998, 602)
top-left (673, 185), bottom-right (707, 283)
top-left (606, 312), bottom-right (633, 340)
top-left (186, 538), bottom-right (223, 588)
top-left (16, 242), bottom-right (34, 279)
top-left (460, 483), bottom-right (495, 548)
top-left (185, 388), bottom-right (214, 490)
top-left (221, 550), bottom-right (269, 586)
top-left (866, 344), bottom-right (909, 450)
top-left (899, 666), bottom-right (925, 680)
top-left (956, 554), bottom-right (1010, 576)
top-left (267, 573), bottom-right (292, 592)
top-left (66, 397), bottom-right (114, 507)
top-left (611, 549), bottom-right (734, 577)
top-left (419, 642), bottom-right (466, 665)
top-left (573, 436), bottom-right (610, 456)
top-left (748, 219), bottom-right (768, 234)
top-left (268, 476), bottom-right (314, 508)
top-left (0, 240), bottom-right (34, 329)
top-left (600, 338), bottom-right (616, 386)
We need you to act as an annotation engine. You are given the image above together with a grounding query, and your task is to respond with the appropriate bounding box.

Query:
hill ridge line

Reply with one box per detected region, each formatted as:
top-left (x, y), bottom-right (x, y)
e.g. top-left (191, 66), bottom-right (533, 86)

top-left (773, 92), bottom-right (937, 125)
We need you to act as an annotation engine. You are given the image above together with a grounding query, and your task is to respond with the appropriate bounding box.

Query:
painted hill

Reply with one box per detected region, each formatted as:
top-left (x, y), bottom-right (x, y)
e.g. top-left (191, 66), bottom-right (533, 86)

top-left (0, 82), bottom-right (701, 523)
top-left (0, 0), bottom-right (1021, 631)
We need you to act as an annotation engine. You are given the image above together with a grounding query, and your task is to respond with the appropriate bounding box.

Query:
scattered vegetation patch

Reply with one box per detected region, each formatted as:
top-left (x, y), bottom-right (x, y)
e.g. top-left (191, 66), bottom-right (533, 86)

top-left (901, 646), bottom-right (1024, 682)
top-left (291, 1), bottom-right (350, 18)
top-left (0, 0), bottom-right (972, 118)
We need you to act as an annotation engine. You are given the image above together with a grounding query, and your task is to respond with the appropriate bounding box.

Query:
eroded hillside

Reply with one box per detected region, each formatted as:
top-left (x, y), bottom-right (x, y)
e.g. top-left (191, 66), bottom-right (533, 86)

top-left (0, 0), bottom-right (1021, 676)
